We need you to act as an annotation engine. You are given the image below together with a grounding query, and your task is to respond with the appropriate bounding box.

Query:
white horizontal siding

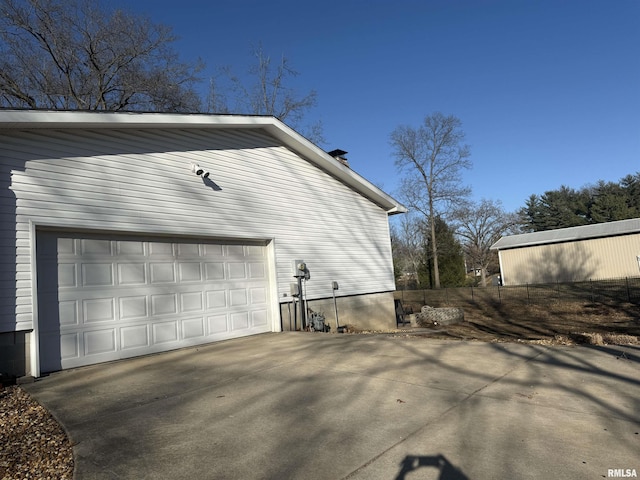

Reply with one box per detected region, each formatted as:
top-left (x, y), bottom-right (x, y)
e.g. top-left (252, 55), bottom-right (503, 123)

top-left (0, 161), bottom-right (20, 330)
top-left (1, 127), bottom-right (395, 332)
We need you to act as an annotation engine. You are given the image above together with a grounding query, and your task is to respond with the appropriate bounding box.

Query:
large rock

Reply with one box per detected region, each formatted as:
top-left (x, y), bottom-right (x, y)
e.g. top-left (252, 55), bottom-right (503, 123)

top-left (415, 306), bottom-right (464, 326)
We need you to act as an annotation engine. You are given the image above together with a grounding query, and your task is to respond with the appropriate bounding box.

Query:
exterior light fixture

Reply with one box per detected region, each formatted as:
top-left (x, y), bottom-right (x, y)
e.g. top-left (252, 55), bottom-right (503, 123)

top-left (190, 163), bottom-right (210, 178)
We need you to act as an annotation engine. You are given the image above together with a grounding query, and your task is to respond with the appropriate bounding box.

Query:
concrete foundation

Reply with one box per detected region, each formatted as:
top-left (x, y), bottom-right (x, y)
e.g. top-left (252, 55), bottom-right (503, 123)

top-left (0, 330), bottom-right (30, 377)
top-left (280, 291), bottom-right (396, 332)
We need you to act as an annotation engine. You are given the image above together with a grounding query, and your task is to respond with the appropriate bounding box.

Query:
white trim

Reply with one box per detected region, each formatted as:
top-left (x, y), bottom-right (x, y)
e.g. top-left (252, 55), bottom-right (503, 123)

top-left (33, 223), bottom-right (272, 245)
top-left (29, 220), bottom-right (40, 378)
top-left (265, 239), bottom-right (281, 333)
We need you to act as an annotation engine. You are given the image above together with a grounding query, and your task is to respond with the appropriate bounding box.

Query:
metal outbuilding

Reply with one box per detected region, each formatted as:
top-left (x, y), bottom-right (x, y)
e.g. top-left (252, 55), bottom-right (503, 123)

top-left (490, 218), bottom-right (640, 285)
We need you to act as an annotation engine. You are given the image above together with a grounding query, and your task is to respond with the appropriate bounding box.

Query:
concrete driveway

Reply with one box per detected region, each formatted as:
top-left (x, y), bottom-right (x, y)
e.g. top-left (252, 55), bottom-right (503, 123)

top-left (24, 333), bottom-right (639, 480)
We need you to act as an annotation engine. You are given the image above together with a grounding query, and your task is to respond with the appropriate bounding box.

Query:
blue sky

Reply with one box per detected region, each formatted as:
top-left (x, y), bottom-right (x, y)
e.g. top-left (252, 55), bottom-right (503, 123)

top-left (114, 0), bottom-right (639, 214)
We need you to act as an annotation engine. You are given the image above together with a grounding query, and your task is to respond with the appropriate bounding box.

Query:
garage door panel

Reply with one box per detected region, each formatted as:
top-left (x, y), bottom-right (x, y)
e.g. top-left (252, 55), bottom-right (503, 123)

top-left (149, 242), bottom-right (173, 255)
top-left (82, 263), bottom-right (114, 286)
top-left (249, 263), bottom-right (266, 279)
top-left (206, 290), bottom-right (226, 309)
top-left (150, 294), bottom-right (178, 316)
top-left (178, 262), bottom-right (202, 282)
top-left (227, 262), bottom-right (247, 279)
top-left (177, 243), bottom-right (200, 256)
top-left (182, 317), bottom-right (205, 339)
top-left (37, 232), bottom-right (273, 373)
top-left (207, 314), bottom-right (228, 334)
top-left (83, 298), bottom-right (116, 323)
top-left (250, 287), bottom-right (267, 305)
top-left (81, 239), bottom-right (112, 255)
top-left (231, 312), bottom-right (249, 330)
top-left (119, 296), bottom-right (148, 320)
top-left (203, 244), bottom-right (223, 256)
top-left (252, 310), bottom-right (268, 327)
top-left (60, 332), bottom-right (80, 359)
top-left (152, 320), bottom-right (179, 344)
top-left (226, 245), bottom-right (244, 256)
top-left (58, 263), bottom-right (78, 287)
top-left (180, 292), bottom-right (203, 312)
top-left (230, 289), bottom-right (248, 306)
top-left (116, 240), bottom-right (145, 255)
top-left (205, 263), bottom-right (225, 280)
top-left (84, 328), bottom-right (117, 356)
top-left (117, 263), bottom-right (146, 285)
top-left (120, 324), bottom-right (149, 350)
top-left (150, 263), bottom-right (176, 283)
top-left (59, 301), bottom-right (79, 326)
top-left (246, 245), bottom-right (264, 257)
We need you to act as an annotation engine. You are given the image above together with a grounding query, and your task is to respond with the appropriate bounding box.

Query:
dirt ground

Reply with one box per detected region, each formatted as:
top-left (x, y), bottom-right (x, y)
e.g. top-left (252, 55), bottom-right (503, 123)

top-left (403, 301), bottom-right (640, 345)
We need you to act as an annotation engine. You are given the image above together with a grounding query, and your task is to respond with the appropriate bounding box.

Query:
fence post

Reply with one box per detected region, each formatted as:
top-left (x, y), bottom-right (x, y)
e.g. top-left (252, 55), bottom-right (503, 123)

top-left (471, 285), bottom-right (474, 302)
top-left (498, 285), bottom-right (502, 304)
top-left (590, 279), bottom-right (594, 303)
top-left (526, 284), bottom-right (530, 304)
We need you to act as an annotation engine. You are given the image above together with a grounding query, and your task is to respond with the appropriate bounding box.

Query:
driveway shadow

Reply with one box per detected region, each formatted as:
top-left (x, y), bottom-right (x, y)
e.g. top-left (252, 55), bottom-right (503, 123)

top-left (396, 454), bottom-right (469, 479)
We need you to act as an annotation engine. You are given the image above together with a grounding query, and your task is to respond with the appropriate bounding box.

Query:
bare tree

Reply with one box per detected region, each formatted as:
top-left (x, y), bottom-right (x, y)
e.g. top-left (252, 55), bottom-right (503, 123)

top-left (390, 112), bottom-right (472, 288)
top-left (391, 214), bottom-right (427, 288)
top-left (0, 0), bottom-right (203, 111)
top-left (453, 199), bottom-right (519, 286)
top-left (207, 44), bottom-right (323, 143)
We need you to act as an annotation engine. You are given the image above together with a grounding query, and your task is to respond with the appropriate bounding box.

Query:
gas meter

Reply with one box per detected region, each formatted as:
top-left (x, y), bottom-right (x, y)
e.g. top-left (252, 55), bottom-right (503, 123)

top-left (292, 259), bottom-right (310, 280)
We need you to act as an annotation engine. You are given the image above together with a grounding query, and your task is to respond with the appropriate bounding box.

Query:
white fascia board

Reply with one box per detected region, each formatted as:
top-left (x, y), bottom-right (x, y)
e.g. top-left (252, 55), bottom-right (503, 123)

top-left (0, 110), bottom-right (407, 215)
top-left (0, 110), bottom-right (271, 129)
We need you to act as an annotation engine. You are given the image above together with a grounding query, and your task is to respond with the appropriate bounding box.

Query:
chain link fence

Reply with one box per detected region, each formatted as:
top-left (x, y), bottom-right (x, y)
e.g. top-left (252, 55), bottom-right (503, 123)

top-left (396, 277), bottom-right (640, 308)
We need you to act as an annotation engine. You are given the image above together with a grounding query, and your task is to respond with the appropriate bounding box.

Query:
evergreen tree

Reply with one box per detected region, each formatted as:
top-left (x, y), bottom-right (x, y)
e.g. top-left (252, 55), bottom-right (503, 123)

top-left (421, 217), bottom-right (465, 288)
top-left (620, 172), bottom-right (640, 213)
top-left (589, 180), bottom-right (636, 223)
top-left (521, 194), bottom-right (544, 232)
top-left (538, 186), bottom-right (590, 229)
top-left (518, 172), bottom-right (639, 232)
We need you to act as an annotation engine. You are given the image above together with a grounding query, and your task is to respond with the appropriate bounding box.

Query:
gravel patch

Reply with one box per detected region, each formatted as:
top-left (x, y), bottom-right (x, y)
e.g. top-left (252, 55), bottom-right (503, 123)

top-left (0, 386), bottom-right (74, 479)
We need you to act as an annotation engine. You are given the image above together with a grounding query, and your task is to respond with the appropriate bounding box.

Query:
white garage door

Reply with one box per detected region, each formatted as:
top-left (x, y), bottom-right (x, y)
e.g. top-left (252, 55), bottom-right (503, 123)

top-left (37, 231), bottom-right (272, 373)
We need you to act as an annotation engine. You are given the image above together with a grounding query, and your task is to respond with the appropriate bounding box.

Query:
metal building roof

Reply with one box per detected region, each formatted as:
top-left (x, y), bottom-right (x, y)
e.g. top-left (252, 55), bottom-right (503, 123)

top-left (490, 217), bottom-right (640, 250)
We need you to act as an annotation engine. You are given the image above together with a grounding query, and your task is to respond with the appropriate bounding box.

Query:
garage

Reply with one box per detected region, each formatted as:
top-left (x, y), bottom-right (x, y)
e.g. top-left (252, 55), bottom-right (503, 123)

top-left (36, 231), bottom-right (272, 372)
top-left (1, 111), bottom-right (405, 378)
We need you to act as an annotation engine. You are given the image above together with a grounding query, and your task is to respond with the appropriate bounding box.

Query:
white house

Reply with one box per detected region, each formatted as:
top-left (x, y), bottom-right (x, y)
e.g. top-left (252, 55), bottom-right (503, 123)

top-left (0, 110), bottom-right (406, 377)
